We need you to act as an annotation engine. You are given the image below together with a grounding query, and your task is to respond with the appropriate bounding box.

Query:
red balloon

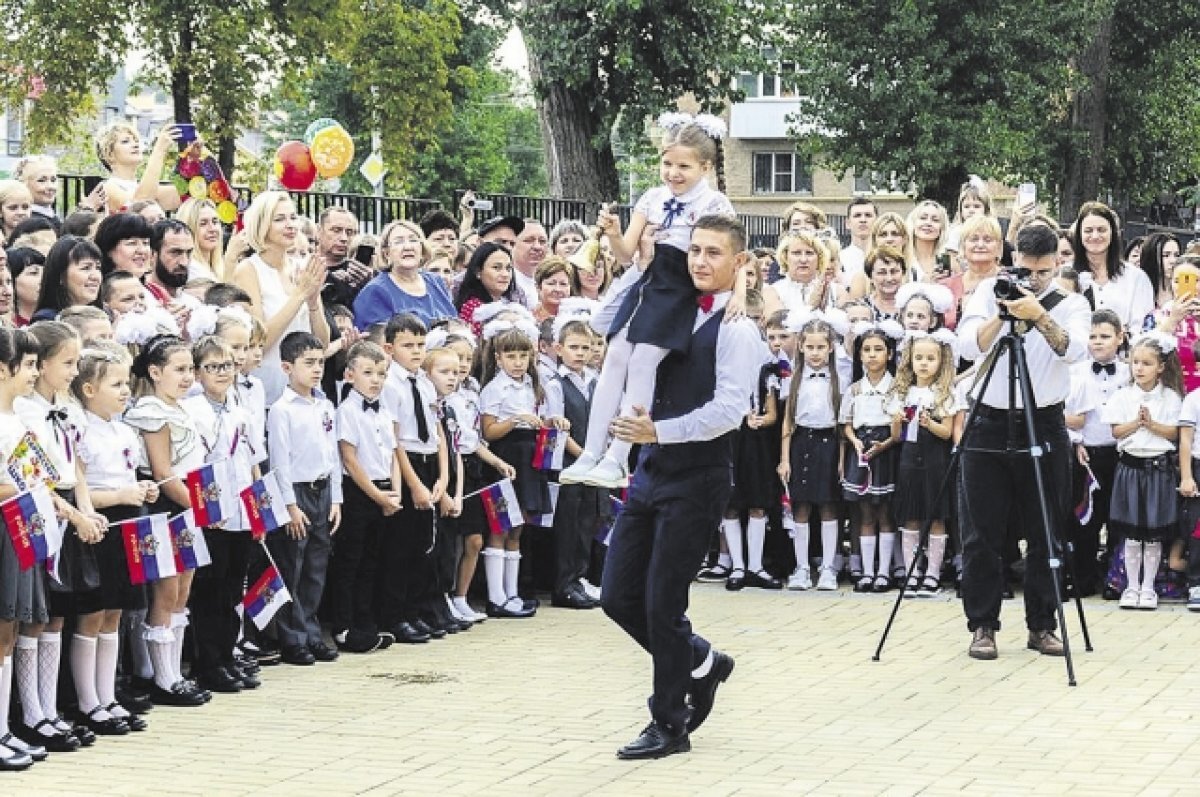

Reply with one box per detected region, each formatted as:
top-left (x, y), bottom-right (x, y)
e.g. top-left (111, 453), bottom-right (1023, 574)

top-left (273, 140), bottom-right (317, 191)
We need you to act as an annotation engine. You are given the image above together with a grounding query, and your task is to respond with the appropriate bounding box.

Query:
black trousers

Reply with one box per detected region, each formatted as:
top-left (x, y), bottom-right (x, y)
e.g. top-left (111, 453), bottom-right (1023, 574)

top-left (1068, 445), bottom-right (1117, 591)
top-left (378, 453), bottom-right (438, 629)
top-left (265, 480), bottom-right (332, 647)
top-left (330, 481), bottom-right (386, 635)
top-left (190, 529), bottom-right (252, 671)
top-left (959, 409), bottom-right (1069, 633)
top-left (601, 462), bottom-right (730, 734)
top-left (553, 483), bottom-right (602, 596)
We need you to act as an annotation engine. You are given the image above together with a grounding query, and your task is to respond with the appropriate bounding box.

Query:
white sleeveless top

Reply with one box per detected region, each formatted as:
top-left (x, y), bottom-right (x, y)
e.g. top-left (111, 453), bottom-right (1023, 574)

top-left (249, 254), bottom-right (311, 404)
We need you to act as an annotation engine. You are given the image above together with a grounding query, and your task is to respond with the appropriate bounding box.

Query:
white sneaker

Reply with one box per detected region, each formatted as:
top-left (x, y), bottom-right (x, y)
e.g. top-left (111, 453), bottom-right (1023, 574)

top-left (559, 452), bottom-right (600, 484)
top-left (580, 579), bottom-right (601, 600)
top-left (787, 567), bottom-right (812, 591)
top-left (1188, 586), bottom-right (1200, 612)
top-left (581, 456), bottom-right (629, 489)
top-left (1119, 588), bottom-right (1140, 609)
top-left (816, 566), bottom-right (838, 591)
top-left (1138, 589), bottom-right (1158, 610)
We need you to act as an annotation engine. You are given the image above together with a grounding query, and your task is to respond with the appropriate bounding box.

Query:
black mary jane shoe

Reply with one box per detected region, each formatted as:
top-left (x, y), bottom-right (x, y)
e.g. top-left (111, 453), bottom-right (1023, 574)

top-left (0, 735), bottom-right (33, 771)
top-left (52, 716), bottom-right (95, 747)
top-left (105, 704), bottom-right (148, 732)
top-left (746, 569), bottom-right (784, 590)
top-left (616, 721), bottom-right (691, 760)
top-left (79, 707), bottom-right (130, 736)
top-left (17, 719), bottom-right (80, 753)
top-left (115, 683), bottom-right (154, 715)
top-left (149, 681), bottom-right (207, 708)
top-left (724, 568), bottom-right (746, 591)
top-left (486, 599), bottom-right (534, 618)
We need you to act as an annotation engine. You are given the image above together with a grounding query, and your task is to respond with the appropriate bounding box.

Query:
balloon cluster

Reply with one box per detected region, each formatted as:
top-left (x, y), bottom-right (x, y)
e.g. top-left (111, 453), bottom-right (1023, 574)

top-left (174, 141), bottom-right (245, 224)
top-left (273, 118), bottom-right (355, 191)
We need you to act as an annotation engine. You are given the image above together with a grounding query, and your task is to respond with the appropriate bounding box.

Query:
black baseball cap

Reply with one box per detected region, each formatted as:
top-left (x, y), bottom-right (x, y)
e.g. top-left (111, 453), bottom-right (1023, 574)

top-left (478, 216), bottom-right (525, 239)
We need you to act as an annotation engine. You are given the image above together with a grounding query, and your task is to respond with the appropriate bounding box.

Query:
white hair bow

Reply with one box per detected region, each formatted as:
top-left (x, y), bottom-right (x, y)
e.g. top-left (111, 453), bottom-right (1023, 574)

top-left (901, 327), bottom-right (959, 358)
top-left (425, 328), bottom-right (449, 351)
top-left (656, 111), bottom-right (727, 141)
top-left (895, 282), bottom-right (955, 315)
top-left (1132, 330), bottom-right (1178, 355)
top-left (851, 318), bottom-right (905, 341)
top-left (186, 304), bottom-right (220, 341)
top-left (114, 311), bottom-right (163, 346)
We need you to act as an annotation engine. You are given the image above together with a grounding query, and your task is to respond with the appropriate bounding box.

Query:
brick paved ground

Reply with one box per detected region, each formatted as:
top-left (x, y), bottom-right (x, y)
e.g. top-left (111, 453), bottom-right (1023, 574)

top-left (13, 586), bottom-right (1200, 796)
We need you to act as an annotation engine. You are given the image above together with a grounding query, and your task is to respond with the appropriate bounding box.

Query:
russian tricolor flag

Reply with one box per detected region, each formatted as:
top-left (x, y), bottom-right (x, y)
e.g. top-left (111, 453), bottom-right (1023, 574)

top-left (169, 510), bottom-right (211, 572)
top-left (1075, 464), bottom-right (1099, 525)
top-left (595, 495), bottom-right (625, 547)
top-left (186, 464), bottom-right (224, 527)
top-left (239, 564), bottom-right (291, 630)
top-left (121, 514), bottom-right (177, 584)
top-left (478, 479), bottom-right (525, 534)
top-left (527, 482), bottom-right (559, 527)
top-left (1, 485), bottom-right (62, 571)
top-left (240, 471), bottom-right (289, 541)
top-left (531, 428), bottom-right (566, 471)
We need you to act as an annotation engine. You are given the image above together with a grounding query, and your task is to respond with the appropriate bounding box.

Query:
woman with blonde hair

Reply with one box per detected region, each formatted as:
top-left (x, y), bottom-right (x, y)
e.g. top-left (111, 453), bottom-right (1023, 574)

top-left (232, 191), bottom-right (329, 403)
top-left (175, 199), bottom-right (226, 281)
top-left (0, 180), bottom-right (33, 244)
top-left (93, 121), bottom-right (181, 214)
top-left (905, 200), bottom-right (949, 281)
top-left (940, 214), bottom-right (1002, 329)
top-left (351, 219), bottom-right (454, 328)
top-left (774, 231), bottom-right (843, 312)
top-left (12, 155), bottom-right (62, 227)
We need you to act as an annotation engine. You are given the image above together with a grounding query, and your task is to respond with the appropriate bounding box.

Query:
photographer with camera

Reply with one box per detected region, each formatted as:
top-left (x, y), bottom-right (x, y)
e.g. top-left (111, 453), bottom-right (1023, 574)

top-left (955, 224), bottom-right (1091, 661)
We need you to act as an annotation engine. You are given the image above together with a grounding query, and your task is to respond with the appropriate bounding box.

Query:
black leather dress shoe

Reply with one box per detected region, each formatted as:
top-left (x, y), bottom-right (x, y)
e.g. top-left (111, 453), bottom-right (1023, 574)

top-left (487, 600), bottom-right (535, 618)
top-left (308, 641), bottom-right (339, 662)
top-left (198, 666), bottom-right (243, 693)
top-left (551, 587), bottom-right (600, 609)
top-left (411, 618), bottom-right (446, 639)
top-left (115, 683), bottom-right (154, 714)
top-left (56, 717), bottom-right (94, 747)
top-left (280, 645), bottom-right (316, 666)
top-left (227, 663), bottom-right (260, 690)
top-left (391, 622), bottom-right (430, 643)
top-left (616, 721), bottom-right (690, 760)
top-left (149, 682), bottom-right (207, 707)
top-left (105, 704), bottom-right (148, 732)
top-left (686, 650), bottom-right (735, 732)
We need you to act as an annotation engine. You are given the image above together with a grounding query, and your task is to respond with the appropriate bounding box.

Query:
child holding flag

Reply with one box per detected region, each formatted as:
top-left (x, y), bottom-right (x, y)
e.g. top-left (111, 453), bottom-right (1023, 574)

top-left (0, 327), bottom-right (50, 770)
top-left (124, 334), bottom-right (210, 707)
top-left (184, 335), bottom-right (260, 692)
top-left (424, 346), bottom-right (470, 630)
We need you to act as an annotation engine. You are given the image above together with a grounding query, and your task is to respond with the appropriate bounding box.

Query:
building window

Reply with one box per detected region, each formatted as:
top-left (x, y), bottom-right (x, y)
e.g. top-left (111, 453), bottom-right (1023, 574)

top-left (5, 106), bottom-right (23, 157)
top-left (753, 152), bottom-right (812, 195)
top-left (734, 53), bottom-right (797, 101)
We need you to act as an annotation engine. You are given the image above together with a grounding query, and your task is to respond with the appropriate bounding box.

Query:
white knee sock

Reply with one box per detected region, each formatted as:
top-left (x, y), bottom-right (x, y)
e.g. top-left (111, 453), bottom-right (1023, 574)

top-left (0, 656), bottom-right (12, 736)
top-left (584, 334), bottom-right (633, 457)
top-left (36, 630), bottom-right (61, 722)
top-left (14, 635), bottom-right (43, 727)
top-left (878, 533), bottom-right (896, 579)
top-left (746, 517), bottom-right (768, 573)
top-left (926, 535), bottom-right (948, 583)
top-left (95, 632), bottom-right (120, 710)
top-left (71, 634), bottom-right (103, 715)
top-left (722, 519), bottom-right (745, 571)
top-left (792, 522), bottom-right (810, 572)
top-left (901, 528), bottom-right (920, 578)
top-left (860, 536), bottom-right (877, 577)
top-left (503, 551), bottom-right (521, 601)
top-left (821, 520), bottom-right (840, 570)
top-left (482, 548), bottom-right (507, 606)
top-left (170, 612), bottom-right (188, 683)
top-left (1142, 541), bottom-right (1162, 592)
top-left (144, 625), bottom-right (177, 690)
top-left (1124, 539), bottom-right (1144, 593)
top-left (716, 552), bottom-right (732, 569)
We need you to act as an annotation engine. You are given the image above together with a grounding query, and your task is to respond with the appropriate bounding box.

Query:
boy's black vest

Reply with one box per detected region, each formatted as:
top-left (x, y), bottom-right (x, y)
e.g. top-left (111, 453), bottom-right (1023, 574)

top-left (641, 308), bottom-right (733, 475)
top-left (560, 374), bottom-right (592, 467)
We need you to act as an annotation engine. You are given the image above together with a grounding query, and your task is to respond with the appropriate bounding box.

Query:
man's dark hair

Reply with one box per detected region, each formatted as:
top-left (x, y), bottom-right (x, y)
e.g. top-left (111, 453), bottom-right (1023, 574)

top-left (150, 219), bottom-right (192, 254)
top-left (280, 331), bottom-right (324, 364)
top-left (384, 311), bottom-right (427, 343)
top-left (1016, 224), bottom-right (1058, 259)
top-left (318, 205), bottom-right (357, 226)
top-left (204, 282), bottom-right (253, 307)
top-left (61, 210), bottom-right (99, 238)
top-left (692, 215), bottom-right (746, 253)
top-left (846, 196), bottom-right (878, 215)
top-left (419, 209), bottom-right (458, 238)
top-left (328, 302), bottom-right (353, 321)
top-left (101, 269), bottom-right (141, 303)
top-left (8, 215), bottom-right (57, 241)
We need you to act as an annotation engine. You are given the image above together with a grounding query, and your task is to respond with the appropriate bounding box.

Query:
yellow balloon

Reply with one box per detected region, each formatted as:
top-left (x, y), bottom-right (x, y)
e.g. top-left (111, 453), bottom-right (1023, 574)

top-left (309, 125), bottom-right (355, 179)
top-left (216, 200), bottom-right (238, 224)
top-left (188, 176), bottom-right (208, 199)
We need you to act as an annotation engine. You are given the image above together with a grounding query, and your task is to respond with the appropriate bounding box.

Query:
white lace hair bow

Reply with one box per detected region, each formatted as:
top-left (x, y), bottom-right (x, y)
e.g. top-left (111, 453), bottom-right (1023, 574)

top-left (114, 311), bottom-right (161, 346)
top-left (850, 318), bottom-right (905, 341)
top-left (425, 328), bottom-right (449, 351)
top-left (787, 307), bottom-right (849, 337)
top-left (483, 319), bottom-right (539, 344)
top-left (895, 282), bottom-right (955, 315)
top-left (902, 327), bottom-right (958, 359)
top-left (657, 111), bottom-right (727, 141)
top-left (186, 304), bottom-right (220, 341)
top-left (552, 297), bottom-right (600, 342)
top-left (472, 300), bottom-right (520, 326)
top-left (1132, 330), bottom-right (1178, 355)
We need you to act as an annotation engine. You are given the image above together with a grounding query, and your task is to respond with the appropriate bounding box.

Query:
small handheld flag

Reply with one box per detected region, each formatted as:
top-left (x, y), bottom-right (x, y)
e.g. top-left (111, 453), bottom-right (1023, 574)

top-left (477, 479), bottom-right (525, 534)
top-left (596, 494), bottom-right (625, 547)
top-left (1, 485), bottom-right (62, 571)
top-left (528, 482), bottom-right (559, 527)
top-left (186, 464), bottom-right (224, 527)
top-left (531, 428), bottom-right (567, 471)
top-left (170, 510), bottom-right (211, 572)
top-left (121, 514), bottom-right (177, 584)
top-left (1075, 464), bottom-right (1099, 525)
top-left (239, 564), bottom-right (291, 630)
top-left (7, 431), bottom-right (61, 492)
top-left (240, 471), bottom-right (289, 541)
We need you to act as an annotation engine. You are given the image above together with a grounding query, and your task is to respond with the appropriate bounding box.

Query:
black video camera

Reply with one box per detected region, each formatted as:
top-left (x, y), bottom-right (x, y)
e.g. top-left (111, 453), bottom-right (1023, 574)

top-left (994, 267), bottom-right (1032, 301)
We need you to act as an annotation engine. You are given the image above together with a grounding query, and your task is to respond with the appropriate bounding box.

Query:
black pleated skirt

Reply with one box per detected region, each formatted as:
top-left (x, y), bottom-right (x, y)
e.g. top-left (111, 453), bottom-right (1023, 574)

top-left (893, 430), bottom-right (952, 523)
top-left (1109, 453), bottom-right (1179, 542)
top-left (842, 425), bottom-right (898, 503)
top-left (490, 430), bottom-right (551, 518)
top-left (787, 427), bottom-right (840, 506)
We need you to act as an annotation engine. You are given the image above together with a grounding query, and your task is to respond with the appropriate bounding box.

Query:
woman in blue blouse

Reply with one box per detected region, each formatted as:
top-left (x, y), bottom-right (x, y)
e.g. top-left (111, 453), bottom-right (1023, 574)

top-left (352, 219), bottom-right (456, 328)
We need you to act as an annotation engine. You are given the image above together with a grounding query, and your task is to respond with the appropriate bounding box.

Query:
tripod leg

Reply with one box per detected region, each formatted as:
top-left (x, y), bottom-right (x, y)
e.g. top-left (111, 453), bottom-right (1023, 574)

top-left (1010, 337), bottom-right (1080, 686)
top-left (872, 518), bottom-right (932, 661)
top-left (1060, 538), bottom-right (1095, 652)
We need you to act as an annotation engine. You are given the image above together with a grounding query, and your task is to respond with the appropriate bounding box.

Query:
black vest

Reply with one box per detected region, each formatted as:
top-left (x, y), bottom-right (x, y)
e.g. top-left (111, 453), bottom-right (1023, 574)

top-left (642, 309), bottom-right (733, 474)
top-left (559, 374), bottom-right (593, 466)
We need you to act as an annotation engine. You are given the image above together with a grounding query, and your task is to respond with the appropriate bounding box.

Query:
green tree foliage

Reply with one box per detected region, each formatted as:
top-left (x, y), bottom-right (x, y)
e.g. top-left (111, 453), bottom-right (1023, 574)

top-left (785, 0), bottom-right (1099, 209)
top-left (520, 0), bottom-right (774, 202)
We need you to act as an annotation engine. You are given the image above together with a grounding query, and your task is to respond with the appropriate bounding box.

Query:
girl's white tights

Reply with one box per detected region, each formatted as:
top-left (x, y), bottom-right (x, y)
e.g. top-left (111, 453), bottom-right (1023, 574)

top-left (583, 329), bottom-right (668, 465)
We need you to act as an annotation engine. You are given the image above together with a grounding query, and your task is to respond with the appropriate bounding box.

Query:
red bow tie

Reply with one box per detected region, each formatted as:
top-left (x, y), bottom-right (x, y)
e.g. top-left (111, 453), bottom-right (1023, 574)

top-left (697, 294), bottom-right (715, 313)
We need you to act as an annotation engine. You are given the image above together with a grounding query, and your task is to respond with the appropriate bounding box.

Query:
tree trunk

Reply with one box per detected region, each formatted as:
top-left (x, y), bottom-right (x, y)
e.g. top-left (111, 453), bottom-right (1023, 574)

top-left (1058, 12), bottom-right (1114, 224)
top-left (522, 8), bottom-right (620, 210)
top-left (217, 135), bottom-right (236, 177)
top-left (923, 166), bottom-right (970, 212)
top-left (170, 17), bottom-right (193, 123)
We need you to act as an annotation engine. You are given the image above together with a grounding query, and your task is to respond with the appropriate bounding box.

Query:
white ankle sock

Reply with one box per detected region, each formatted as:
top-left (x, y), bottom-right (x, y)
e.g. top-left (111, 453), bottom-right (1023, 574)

top-left (820, 520), bottom-right (839, 570)
top-left (0, 656), bottom-right (12, 736)
top-left (503, 551), bottom-right (521, 600)
top-left (14, 635), bottom-right (43, 727)
top-left (746, 517), bottom-right (767, 573)
top-left (1124, 539), bottom-right (1144, 593)
top-left (482, 549), bottom-right (507, 606)
top-left (1143, 541), bottom-right (1163, 592)
top-left (37, 630), bottom-right (61, 721)
top-left (71, 634), bottom-right (103, 715)
top-left (722, 519), bottom-right (745, 571)
top-left (860, 536), bottom-right (877, 577)
top-left (144, 625), bottom-right (177, 691)
top-left (792, 523), bottom-right (810, 571)
top-left (96, 632), bottom-right (120, 710)
top-left (451, 596), bottom-right (474, 617)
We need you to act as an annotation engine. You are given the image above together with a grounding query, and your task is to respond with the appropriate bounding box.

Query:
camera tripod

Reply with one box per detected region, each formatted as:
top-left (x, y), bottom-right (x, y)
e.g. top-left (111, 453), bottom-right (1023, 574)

top-left (873, 316), bottom-right (1093, 686)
